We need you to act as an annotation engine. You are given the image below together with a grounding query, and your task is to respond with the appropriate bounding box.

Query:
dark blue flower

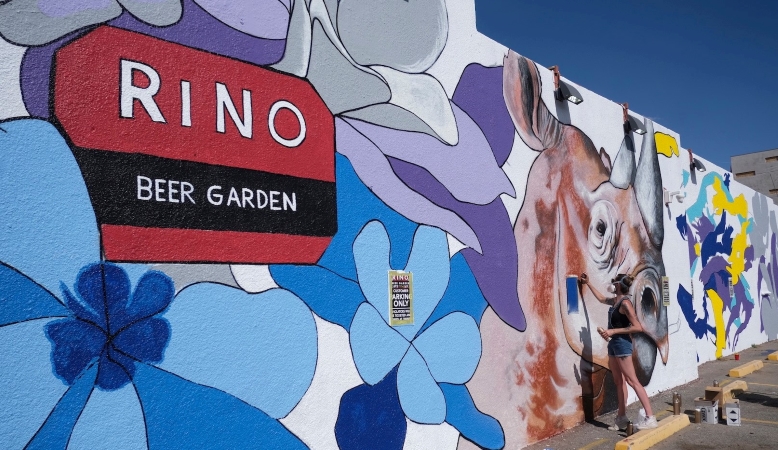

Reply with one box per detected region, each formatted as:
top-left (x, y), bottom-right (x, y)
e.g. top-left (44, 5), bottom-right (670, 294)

top-left (45, 263), bottom-right (174, 391)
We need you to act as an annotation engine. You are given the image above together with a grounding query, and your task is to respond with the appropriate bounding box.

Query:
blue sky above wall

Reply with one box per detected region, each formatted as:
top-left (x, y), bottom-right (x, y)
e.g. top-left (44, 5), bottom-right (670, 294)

top-left (475, 0), bottom-right (778, 171)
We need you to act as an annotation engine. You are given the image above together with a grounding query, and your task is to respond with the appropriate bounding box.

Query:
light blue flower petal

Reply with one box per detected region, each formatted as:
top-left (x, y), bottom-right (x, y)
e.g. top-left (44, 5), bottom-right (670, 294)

top-left (413, 312), bottom-right (481, 384)
top-left (26, 365), bottom-right (97, 450)
top-left (133, 364), bottom-right (308, 449)
top-left (0, 263), bottom-right (68, 326)
top-left (353, 222), bottom-right (450, 341)
top-left (350, 303), bottom-right (410, 385)
top-left (397, 347), bottom-right (445, 424)
top-left (159, 284), bottom-right (317, 419)
top-left (68, 383), bottom-right (148, 450)
top-left (354, 221), bottom-right (392, 313)
top-left (440, 383), bottom-right (504, 450)
top-left (0, 119), bottom-right (99, 296)
top-left (396, 226), bottom-right (450, 340)
top-left (0, 318), bottom-right (69, 449)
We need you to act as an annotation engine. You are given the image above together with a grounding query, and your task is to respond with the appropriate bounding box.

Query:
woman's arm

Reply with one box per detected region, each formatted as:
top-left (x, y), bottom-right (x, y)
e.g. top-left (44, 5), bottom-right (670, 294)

top-left (579, 273), bottom-right (614, 305)
top-left (603, 299), bottom-right (644, 337)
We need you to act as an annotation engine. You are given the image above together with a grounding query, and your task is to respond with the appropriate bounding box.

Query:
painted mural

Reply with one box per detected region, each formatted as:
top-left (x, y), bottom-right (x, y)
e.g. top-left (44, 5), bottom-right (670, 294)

top-left (0, 1), bottom-right (775, 449)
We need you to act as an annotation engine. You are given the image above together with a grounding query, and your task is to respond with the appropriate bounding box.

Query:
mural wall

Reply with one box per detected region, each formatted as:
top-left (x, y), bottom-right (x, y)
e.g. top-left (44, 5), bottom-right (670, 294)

top-left (0, 1), bottom-right (774, 449)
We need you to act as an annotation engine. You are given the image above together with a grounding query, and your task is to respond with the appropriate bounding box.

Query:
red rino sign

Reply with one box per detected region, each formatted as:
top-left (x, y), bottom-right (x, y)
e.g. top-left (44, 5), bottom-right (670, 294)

top-left (53, 26), bottom-right (336, 264)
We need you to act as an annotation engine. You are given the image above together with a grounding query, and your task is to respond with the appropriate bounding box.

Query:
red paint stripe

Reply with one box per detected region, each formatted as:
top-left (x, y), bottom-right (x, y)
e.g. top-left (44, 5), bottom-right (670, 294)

top-left (54, 26), bottom-right (335, 182)
top-left (101, 225), bottom-right (331, 264)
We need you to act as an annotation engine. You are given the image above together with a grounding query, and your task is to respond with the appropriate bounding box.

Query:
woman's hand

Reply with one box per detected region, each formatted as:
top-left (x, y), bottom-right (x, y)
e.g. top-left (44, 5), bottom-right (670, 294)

top-left (598, 327), bottom-right (612, 340)
top-left (579, 273), bottom-right (589, 284)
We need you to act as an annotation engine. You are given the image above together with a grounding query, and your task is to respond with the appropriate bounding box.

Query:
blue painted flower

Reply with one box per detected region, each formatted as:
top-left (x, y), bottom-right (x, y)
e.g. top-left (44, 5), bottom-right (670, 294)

top-left (46, 263), bottom-right (174, 391)
top-left (274, 156), bottom-right (504, 449)
top-left (349, 221), bottom-right (482, 424)
top-left (0, 118), bottom-right (314, 449)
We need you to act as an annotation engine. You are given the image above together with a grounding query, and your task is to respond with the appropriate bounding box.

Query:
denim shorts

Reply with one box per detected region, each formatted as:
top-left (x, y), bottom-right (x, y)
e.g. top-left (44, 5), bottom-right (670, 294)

top-left (607, 335), bottom-right (633, 357)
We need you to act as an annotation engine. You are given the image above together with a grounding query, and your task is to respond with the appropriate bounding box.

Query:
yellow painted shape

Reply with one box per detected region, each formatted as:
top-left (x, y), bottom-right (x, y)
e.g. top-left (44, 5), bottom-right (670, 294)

top-left (707, 289), bottom-right (727, 358)
top-left (727, 218), bottom-right (751, 282)
top-left (711, 176), bottom-right (748, 218)
top-left (694, 243), bottom-right (701, 256)
top-left (729, 360), bottom-right (764, 377)
top-left (768, 351), bottom-right (778, 361)
top-left (614, 414), bottom-right (690, 450)
top-left (577, 438), bottom-right (608, 450)
top-left (655, 132), bottom-right (679, 158)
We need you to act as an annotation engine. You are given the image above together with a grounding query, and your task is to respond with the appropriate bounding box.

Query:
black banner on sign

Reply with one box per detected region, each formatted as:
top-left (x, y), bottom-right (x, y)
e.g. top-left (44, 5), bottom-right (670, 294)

top-left (72, 148), bottom-right (337, 236)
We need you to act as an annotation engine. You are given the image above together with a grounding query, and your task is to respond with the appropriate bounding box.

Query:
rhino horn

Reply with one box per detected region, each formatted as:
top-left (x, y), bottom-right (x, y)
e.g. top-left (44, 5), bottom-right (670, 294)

top-left (609, 135), bottom-right (636, 189)
top-left (503, 51), bottom-right (563, 151)
top-left (634, 119), bottom-right (664, 249)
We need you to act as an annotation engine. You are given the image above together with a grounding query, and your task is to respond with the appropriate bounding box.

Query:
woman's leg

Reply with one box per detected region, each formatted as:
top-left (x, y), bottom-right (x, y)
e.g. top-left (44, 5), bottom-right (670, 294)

top-left (608, 355), bottom-right (627, 416)
top-left (616, 356), bottom-right (654, 417)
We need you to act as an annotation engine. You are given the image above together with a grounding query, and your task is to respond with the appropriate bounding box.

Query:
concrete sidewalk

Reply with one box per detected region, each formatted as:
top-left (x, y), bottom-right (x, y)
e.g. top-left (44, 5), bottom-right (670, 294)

top-left (525, 341), bottom-right (778, 450)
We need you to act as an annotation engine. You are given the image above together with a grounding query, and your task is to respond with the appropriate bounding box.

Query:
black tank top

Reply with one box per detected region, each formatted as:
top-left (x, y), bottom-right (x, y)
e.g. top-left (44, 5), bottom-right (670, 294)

top-left (608, 296), bottom-right (632, 329)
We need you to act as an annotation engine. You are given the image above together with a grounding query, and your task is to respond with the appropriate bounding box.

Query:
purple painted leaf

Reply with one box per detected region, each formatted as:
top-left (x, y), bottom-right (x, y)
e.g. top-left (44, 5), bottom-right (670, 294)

top-left (335, 118), bottom-right (482, 253)
top-left (345, 104), bottom-right (514, 206)
top-left (452, 63), bottom-right (515, 166)
top-left (193, 0), bottom-right (290, 39)
top-left (20, 0), bottom-right (286, 118)
top-left (388, 158), bottom-right (525, 331)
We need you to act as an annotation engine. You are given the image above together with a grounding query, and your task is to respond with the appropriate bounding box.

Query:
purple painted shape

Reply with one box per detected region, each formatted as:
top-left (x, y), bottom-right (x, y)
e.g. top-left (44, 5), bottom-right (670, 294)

top-left (37, 0), bottom-right (114, 18)
top-left (693, 215), bottom-right (715, 242)
top-left (193, 0), bottom-right (290, 40)
top-left (21, 30), bottom-right (89, 118)
top-left (389, 157), bottom-right (526, 332)
top-left (699, 255), bottom-right (728, 284)
top-left (727, 280), bottom-right (753, 348)
top-left (712, 272), bottom-right (730, 308)
top-left (452, 63), bottom-right (515, 166)
top-left (109, 0), bottom-right (285, 65)
top-left (682, 218), bottom-right (697, 268)
top-left (21, 0), bottom-right (286, 119)
top-left (335, 119), bottom-right (481, 252)
top-left (345, 105), bottom-right (514, 206)
top-left (744, 246), bottom-right (754, 272)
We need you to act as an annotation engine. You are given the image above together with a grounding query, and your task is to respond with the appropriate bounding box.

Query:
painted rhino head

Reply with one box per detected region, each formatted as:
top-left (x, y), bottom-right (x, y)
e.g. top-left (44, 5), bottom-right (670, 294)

top-left (504, 51), bottom-right (668, 384)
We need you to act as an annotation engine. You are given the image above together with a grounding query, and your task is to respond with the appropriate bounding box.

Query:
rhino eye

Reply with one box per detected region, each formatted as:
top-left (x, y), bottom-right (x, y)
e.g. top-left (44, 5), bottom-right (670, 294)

top-left (596, 220), bottom-right (607, 236)
top-left (588, 201), bottom-right (617, 267)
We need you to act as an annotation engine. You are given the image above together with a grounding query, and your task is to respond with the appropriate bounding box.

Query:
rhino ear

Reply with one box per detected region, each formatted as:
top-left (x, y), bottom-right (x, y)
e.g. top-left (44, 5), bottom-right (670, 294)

top-left (599, 147), bottom-right (612, 173)
top-left (503, 50), bottom-right (563, 152)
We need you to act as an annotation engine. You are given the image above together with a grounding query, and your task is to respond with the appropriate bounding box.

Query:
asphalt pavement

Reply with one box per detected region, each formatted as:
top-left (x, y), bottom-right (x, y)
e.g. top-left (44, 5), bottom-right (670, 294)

top-left (524, 341), bottom-right (778, 450)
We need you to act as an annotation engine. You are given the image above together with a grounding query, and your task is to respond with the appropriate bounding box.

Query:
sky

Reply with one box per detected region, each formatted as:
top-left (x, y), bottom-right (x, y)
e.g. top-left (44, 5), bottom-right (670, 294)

top-left (474, 0), bottom-right (778, 171)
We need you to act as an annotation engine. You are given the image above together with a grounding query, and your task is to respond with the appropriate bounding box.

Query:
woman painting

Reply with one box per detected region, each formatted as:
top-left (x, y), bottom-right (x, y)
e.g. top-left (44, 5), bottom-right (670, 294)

top-left (579, 273), bottom-right (658, 431)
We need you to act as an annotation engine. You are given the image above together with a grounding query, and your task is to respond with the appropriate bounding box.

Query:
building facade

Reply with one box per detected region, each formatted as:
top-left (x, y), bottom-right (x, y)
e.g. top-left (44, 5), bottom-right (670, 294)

top-left (732, 148), bottom-right (778, 203)
top-left (1, 1), bottom-right (776, 449)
